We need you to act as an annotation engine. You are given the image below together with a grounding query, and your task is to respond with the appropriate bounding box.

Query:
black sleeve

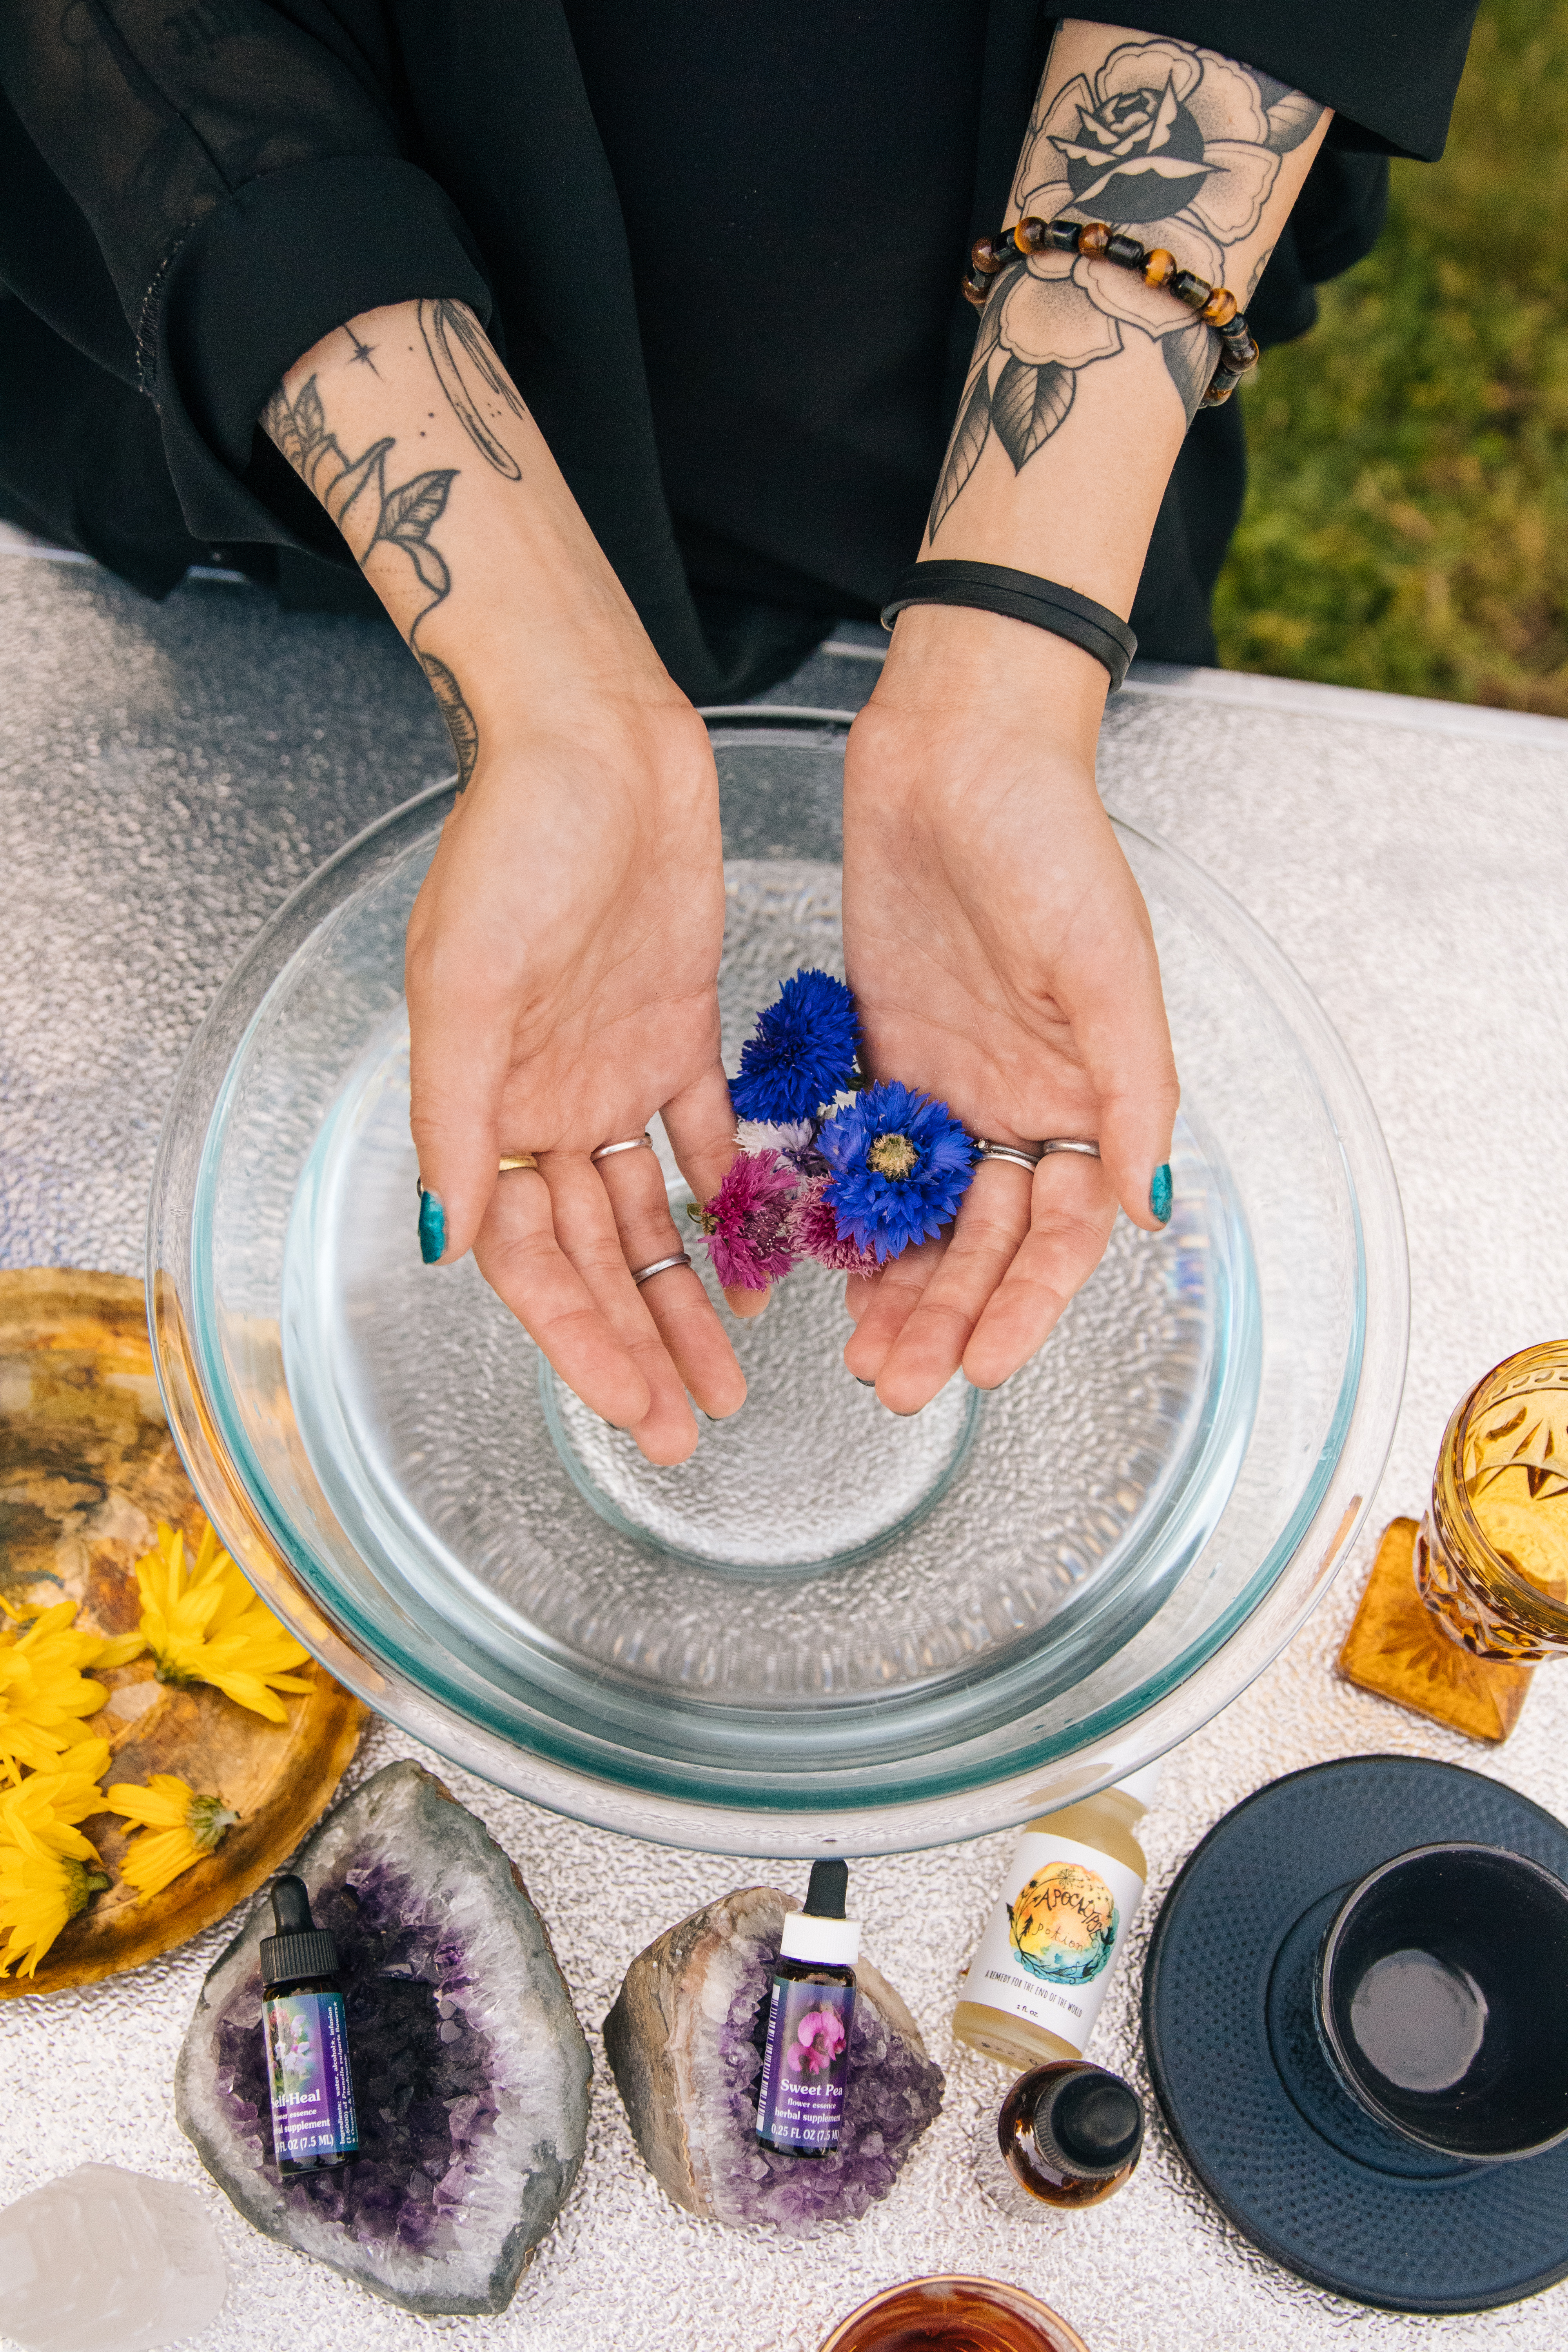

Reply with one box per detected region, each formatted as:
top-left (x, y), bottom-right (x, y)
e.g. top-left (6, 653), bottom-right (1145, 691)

top-left (1063, 1), bottom-right (1480, 160)
top-left (0, 0), bottom-right (493, 551)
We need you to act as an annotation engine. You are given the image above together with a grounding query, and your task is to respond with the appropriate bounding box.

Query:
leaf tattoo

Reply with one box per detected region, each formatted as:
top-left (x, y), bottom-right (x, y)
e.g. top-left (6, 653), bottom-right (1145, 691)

top-left (418, 652), bottom-right (479, 791)
top-left (323, 437), bottom-right (395, 533)
top-left (1254, 74), bottom-right (1327, 156)
top-left (262, 376), bottom-right (477, 786)
top-left (990, 356), bottom-right (1075, 470)
top-left (1159, 323), bottom-right (1214, 417)
top-left (929, 374), bottom-right (991, 536)
top-left (379, 468), bottom-right (458, 597)
top-left (927, 299), bottom-right (1002, 535)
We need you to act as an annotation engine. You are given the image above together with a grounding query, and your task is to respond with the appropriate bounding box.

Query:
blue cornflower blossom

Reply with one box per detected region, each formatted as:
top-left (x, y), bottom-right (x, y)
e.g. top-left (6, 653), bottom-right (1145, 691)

top-left (730, 968), bottom-right (858, 1124)
top-left (817, 1081), bottom-right (974, 1263)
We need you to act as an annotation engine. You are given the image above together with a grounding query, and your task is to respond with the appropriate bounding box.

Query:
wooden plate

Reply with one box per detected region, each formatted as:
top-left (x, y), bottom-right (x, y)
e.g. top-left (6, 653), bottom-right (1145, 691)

top-left (0, 1267), bottom-right (367, 1995)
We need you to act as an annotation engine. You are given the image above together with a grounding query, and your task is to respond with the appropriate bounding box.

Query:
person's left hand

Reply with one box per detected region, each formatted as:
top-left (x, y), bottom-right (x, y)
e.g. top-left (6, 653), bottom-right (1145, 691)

top-left (840, 605), bottom-right (1180, 1412)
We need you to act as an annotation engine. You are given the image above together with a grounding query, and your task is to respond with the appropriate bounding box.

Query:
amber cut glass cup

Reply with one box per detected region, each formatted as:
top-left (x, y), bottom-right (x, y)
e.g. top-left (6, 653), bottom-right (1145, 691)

top-left (1416, 1341), bottom-right (1568, 1661)
top-left (817, 2277), bottom-right (1089, 2352)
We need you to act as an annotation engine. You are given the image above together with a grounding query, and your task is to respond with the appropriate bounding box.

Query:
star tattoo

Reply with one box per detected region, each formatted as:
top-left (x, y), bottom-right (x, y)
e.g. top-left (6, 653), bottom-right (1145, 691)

top-left (343, 328), bottom-right (381, 376)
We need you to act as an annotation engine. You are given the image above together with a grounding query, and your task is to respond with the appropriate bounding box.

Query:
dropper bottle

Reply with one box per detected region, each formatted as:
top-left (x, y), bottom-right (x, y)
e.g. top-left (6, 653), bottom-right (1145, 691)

top-left (260, 1873), bottom-right (360, 2175)
top-left (953, 1764), bottom-right (1161, 2072)
top-left (755, 1860), bottom-right (860, 2158)
top-left (980, 2060), bottom-right (1145, 2218)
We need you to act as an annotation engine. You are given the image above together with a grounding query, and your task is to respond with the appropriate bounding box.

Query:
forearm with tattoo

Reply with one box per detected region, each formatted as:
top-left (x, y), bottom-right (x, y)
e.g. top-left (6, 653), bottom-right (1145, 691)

top-left (929, 29), bottom-right (1328, 546)
top-left (262, 300), bottom-right (530, 791)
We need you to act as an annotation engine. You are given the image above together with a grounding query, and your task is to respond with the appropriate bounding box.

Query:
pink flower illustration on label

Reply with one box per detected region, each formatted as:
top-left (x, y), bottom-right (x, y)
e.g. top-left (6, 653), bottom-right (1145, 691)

top-left (786, 2006), bottom-right (848, 2076)
top-left (755, 1975), bottom-right (857, 2152)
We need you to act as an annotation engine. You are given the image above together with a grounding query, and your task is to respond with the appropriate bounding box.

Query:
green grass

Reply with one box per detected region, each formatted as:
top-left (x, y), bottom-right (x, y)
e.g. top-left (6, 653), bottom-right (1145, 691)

top-left (1213, 0), bottom-right (1568, 713)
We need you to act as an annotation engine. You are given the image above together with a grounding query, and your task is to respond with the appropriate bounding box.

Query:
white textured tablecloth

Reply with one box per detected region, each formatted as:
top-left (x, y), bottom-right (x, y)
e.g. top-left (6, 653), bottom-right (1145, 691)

top-left (4, 551), bottom-right (1568, 2351)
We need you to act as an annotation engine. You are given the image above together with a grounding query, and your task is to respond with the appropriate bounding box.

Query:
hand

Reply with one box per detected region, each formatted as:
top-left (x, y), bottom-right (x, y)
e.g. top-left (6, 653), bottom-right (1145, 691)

top-left (840, 606), bottom-right (1179, 1412)
top-left (406, 691), bottom-right (755, 1466)
top-left (258, 299), bottom-right (755, 1461)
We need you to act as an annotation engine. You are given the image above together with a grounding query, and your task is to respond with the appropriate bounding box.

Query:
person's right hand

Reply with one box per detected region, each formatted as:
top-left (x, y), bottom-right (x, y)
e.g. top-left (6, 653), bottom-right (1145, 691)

top-left (261, 299), bottom-right (753, 1465)
top-left (407, 689), bottom-right (753, 1465)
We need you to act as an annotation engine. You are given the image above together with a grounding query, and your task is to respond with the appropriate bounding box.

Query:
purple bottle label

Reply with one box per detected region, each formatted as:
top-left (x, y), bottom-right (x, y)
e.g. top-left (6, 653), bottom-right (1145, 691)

top-left (264, 1989), bottom-right (359, 2167)
top-left (755, 1976), bottom-right (856, 2153)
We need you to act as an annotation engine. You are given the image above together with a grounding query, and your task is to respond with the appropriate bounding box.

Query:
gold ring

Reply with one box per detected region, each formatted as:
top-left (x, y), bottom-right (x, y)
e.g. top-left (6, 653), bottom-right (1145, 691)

top-left (499, 1154), bottom-right (540, 1172)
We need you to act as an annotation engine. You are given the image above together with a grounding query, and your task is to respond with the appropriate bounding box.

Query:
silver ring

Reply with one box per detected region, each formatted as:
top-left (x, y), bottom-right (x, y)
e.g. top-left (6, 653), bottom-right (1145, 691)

top-left (1039, 1138), bottom-right (1101, 1160)
top-left (630, 1251), bottom-right (691, 1285)
top-left (973, 1139), bottom-right (1044, 1174)
top-left (592, 1133), bottom-right (654, 1163)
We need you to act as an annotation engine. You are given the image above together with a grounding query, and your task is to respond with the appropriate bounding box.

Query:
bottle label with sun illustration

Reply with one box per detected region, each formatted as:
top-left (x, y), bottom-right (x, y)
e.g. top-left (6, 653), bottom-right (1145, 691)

top-left (964, 1833), bottom-right (1147, 2054)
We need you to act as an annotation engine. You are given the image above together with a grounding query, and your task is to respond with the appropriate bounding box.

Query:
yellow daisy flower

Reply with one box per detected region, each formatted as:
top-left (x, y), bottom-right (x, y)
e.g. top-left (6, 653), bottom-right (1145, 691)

top-left (0, 1757), bottom-right (114, 1979)
top-left (134, 1521), bottom-right (312, 1722)
top-left (106, 1773), bottom-right (240, 1900)
top-left (0, 1738), bottom-right (113, 1856)
top-left (0, 1847), bottom-right (111, 1976)
top-left (0, 1602), bottom-right (142, 1782)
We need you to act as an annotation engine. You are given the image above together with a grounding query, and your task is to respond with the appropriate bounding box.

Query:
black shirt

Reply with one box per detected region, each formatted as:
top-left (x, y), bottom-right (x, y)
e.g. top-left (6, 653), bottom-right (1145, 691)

top-left (563, 2), bottom-right (994, 620)
top-left (0, 2), bottom-right (1477, 693)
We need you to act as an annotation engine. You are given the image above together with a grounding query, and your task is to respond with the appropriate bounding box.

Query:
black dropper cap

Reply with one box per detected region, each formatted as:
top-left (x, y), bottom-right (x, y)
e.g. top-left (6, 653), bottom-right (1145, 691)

top-left (1031, 2064), bottom-right (1144, 2181)
top-left (804, 1859), bottom-right (848, 1918)
top-left (260, 1874), bottom-right (341, 1991)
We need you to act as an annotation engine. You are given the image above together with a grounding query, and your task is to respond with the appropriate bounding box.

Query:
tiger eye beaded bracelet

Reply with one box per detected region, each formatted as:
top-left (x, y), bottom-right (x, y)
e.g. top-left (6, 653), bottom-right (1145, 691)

top-left (963, 216), bottom-right (1259, 408)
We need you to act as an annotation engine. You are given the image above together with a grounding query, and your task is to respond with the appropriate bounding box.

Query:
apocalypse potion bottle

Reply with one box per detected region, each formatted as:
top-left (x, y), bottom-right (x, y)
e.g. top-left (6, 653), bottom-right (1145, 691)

top-left (260, 1873), bottom-right (360, 2174)
top-left (755, 1860), bottom-right (859, 2158)
top-left (980, 2060), bottom-right (1145, 2217)
top-left (952, 1764), bottom-right (1161, 2071)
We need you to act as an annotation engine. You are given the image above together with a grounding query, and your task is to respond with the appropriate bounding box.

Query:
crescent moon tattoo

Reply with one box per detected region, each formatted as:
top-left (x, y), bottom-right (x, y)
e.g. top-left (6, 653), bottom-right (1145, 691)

top-left (418, 299), bottom-right (526, 480)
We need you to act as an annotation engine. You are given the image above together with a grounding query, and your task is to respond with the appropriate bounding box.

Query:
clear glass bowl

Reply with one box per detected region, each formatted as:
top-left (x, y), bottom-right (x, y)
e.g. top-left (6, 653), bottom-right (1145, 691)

top-left (148, 715), bottom-right (1408, 1855)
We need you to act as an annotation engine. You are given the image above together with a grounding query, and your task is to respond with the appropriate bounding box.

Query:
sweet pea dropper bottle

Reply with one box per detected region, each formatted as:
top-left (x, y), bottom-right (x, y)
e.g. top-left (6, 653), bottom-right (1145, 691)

top-left (755, 1860), bottom-right (859, 2158)
top-left (261, 1874), bottom-right (360, 2175)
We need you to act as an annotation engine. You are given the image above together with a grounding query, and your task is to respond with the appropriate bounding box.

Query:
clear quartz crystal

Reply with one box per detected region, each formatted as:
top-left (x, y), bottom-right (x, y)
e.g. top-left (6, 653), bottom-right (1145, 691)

top-left (0, 2165), bottom-right (227, 2352)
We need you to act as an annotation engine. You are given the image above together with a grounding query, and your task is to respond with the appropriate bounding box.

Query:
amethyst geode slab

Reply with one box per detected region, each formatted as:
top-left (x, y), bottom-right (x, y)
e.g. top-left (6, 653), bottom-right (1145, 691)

top-left (175, 1760), bottom-right (591, 2314)
top-left (604, 1884), bottom-right (943, 2235)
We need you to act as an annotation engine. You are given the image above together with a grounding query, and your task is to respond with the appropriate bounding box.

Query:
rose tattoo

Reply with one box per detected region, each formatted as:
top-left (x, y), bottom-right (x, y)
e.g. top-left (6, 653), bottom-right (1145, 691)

top-left (930, 39), bottom-right (1323, 534)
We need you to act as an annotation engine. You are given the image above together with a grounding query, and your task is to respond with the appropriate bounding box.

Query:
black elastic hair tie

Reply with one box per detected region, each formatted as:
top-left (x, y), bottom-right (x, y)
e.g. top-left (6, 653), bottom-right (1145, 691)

top-left (880, 561), bottom-right (1136, 691)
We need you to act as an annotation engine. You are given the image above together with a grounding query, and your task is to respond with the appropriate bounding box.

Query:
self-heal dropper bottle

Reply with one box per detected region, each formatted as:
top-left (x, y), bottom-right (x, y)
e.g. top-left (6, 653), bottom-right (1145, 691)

top-left (755, 1860), bottom-right (859, 2159)
top-left (260, 1874), bottom-right (360, 2175)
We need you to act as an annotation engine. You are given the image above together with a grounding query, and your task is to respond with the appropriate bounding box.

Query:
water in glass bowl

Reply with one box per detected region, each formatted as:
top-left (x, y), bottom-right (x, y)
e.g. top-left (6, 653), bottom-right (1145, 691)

top-left (160, 719), bottom-right (1406, 1850)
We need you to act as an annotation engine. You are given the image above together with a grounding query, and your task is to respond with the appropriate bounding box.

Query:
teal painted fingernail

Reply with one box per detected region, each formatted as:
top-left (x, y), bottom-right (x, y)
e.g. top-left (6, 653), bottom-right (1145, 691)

top-left (853, 1376), bottom-right (876, 1388)
top-left (417, 1186), bottom-right (446, 1264)
top-left (1150, 1163), bottom-right (1173, 1226)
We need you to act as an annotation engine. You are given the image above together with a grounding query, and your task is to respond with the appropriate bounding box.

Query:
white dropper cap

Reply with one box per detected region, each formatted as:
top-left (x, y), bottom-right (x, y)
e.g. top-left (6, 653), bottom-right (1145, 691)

top-left (779, 1859), bottom-right (861, 1967)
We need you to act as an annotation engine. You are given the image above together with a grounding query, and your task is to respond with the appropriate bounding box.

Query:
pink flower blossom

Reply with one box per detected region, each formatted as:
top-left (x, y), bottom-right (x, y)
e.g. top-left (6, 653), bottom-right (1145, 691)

top-left (697, 1149), bottom-right (799, 1292)
top-left (788, 1175), bottom-right (882, 1276)
top-left (784, 2006), bottom-right (847, 2076)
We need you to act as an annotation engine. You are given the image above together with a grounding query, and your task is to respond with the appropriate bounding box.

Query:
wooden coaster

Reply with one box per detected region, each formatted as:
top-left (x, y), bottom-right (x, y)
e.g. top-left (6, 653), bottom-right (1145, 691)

top-left (1338, 1516), bottom-right (1534, 1744)
top-left (0, 1267), bottom-right (367, 1994)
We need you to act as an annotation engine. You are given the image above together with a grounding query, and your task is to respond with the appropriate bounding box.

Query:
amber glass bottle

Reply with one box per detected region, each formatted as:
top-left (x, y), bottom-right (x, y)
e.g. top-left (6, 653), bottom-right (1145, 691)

top-left (980, 2061), bottom-right (1144, 2218)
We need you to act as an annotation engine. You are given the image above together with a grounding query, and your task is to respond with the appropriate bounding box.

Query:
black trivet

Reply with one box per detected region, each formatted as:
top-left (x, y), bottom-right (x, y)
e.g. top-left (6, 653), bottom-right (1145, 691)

top-left (1143, 1755), bottom-right (1568, 2314)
